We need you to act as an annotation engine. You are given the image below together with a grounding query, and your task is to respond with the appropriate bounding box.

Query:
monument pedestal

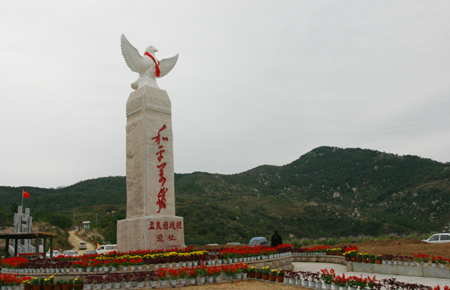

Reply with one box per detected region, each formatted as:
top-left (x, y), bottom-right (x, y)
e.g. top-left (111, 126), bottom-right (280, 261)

top-left (117, 86), bottom-right (184, 252)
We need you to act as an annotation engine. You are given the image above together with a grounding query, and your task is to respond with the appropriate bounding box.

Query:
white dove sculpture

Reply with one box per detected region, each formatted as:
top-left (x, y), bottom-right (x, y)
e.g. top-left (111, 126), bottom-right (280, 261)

top-left (121, 34), bottom-right (179, 90)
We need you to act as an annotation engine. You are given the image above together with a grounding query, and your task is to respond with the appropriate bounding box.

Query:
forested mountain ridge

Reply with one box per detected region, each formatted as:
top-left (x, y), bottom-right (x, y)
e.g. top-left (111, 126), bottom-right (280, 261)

top-left (1, 146), bottom-right (449, 245)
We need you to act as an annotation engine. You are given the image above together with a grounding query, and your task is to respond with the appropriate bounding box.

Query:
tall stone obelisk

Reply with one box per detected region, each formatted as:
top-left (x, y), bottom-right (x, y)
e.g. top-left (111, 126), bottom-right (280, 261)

top-left (117, 35), bottom-right (184, 252)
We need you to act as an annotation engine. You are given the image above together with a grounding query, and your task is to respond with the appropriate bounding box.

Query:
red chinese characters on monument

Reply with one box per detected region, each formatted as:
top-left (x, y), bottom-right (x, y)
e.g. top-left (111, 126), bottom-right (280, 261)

top-left (148, 220), bottom-right (183, 243)
top-left (151, 124), bottom-right (169, 213)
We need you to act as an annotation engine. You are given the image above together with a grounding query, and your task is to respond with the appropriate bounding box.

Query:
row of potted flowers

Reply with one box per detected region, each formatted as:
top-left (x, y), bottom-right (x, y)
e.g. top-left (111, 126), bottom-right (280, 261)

top-left (0, 273), bottom-right (31, 290)
top-left (284, 268), bottom-right (449, 290)
top-left (1, 245), bottom-right (293, 273)
top-left (344, 251), bottom-right (449, 268)
top-left (23, 276), bottom-right (83, 290)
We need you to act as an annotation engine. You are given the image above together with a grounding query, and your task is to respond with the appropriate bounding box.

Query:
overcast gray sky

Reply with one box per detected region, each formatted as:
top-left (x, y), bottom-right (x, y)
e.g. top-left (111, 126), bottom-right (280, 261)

top-left (1, 1), bottom-right (449, 188)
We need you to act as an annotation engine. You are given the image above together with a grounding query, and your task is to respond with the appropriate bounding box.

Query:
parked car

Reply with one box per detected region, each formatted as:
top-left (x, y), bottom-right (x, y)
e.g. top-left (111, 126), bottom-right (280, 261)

top-left (62, 250), bottom-right (79, 257)
top-left (226, 242), bottom-right (241, 246)
top-left (95, 244), bottom-right (117, 255)
top-left (249, 237), bottom-right (269, 247)
top-left (422, 233), bottom-right (450, 243)
top-left (84, 250), bottom-right (97, 255)
top-left (45, 250), bottom-right (61, 258)
top-left (79, 241), bottom-right (87, 250)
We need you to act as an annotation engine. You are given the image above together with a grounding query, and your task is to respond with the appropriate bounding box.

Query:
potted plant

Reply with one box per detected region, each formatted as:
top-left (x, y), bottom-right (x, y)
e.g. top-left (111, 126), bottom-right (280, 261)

top-left (356, 253), bottom-right (363, 263)
top-left (372, 255), bottom-right (380, 265)
top-left (187, 269), bottom-right (197, 285)
top-left (350, 251), bottom-right (357, 262)
top-left (369, 255), bottom-right (376, 264)
top-left (60, 280), bottom-right (71, 290)
top-left (157, 268), bottom-right (167, 287)
top-left (276, 270), bottom-right (285, 283)
top-left (269, 269), bottom-right (277, 282)
top-left (321, 268), bottom-right (335, 290)
top-left (41, 276), bottom-right (54, 290)
top-left (134, 273), bottom-right (146, 288)
top-left (22, 279), bottom-right (31, 290)
top-left (93, 276), bottom-right (104, 290)
top-left (73, 278), bottom-right (83, 290)
top-left (248, 266), bottom-right (256, 279)
top-left (168, 268), bottom-right (179, 286)
top-left (262, 266), bottom-right (270, 280)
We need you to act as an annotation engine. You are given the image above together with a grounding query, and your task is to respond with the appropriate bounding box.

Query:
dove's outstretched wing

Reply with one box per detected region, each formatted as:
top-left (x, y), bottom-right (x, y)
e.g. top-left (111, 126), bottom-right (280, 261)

top-left (121, 34), bottom-right (143, 73)
top-left (159, 54), bottom-right (179, 78)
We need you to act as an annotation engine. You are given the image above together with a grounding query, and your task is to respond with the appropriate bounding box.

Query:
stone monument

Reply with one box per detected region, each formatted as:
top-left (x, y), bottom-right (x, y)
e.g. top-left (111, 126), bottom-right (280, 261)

top-left (117, 34), bottom-right (184, 252)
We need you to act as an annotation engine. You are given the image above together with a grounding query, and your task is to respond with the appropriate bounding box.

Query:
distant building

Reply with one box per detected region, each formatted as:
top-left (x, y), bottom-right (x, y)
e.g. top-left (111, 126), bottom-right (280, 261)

top-left (82, 221), bottom-right (91, 230)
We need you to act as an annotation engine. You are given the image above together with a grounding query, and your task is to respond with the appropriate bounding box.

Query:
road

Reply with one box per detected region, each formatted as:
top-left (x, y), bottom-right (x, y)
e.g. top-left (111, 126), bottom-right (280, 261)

top-left (68, 230), bottom-right (95, 254)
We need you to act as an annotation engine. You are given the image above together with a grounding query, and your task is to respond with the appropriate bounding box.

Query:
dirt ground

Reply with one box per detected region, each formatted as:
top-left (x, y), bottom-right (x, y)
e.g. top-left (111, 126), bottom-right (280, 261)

top-left (68, 230), bottom-right (95, 254)
top-left (183, 280), bottom-right (304, 289)
top-left (303, 239), bottom-right (450, 257)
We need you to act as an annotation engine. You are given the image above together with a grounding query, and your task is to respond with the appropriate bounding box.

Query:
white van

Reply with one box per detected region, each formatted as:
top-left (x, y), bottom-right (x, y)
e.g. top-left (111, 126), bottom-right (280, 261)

top-left (95, 244), bottom-right (117, 255)
top-left (79, 242), bottom-right (87, 250)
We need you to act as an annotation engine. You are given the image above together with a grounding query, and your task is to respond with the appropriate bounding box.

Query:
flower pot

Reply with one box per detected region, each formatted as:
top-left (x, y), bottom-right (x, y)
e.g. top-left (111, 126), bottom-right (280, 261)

top-left (62, 285), bottom-right (70, 290)
top-left (159, 281), bottom-right (166, 287)
top-left (369, 259), bottom-right (375, 264)
top-left (235, 274), bottom-right (242, 280)
top-left (105, 283), bottom-right (112, 290)
top-left (345, 257), bottom-right (350, 261)
top-left (131, 282), bottom-right (137, 288)
top-left (150, 281), bottom-right (157, 287)
top-left (310, 281), bottom-right (316, 288)
top-left (263, 274), bottom-right (269, 280)
top-left (130, 265), bottom-right (135, 271)
top-left (180, 279), bottom-right (186, 286)
top-left (441, 264), bottom-right (446, 269)
top-left (256, 273), bottom-right (262, 279)
top-left (316, 282), bottom-right (323, 289)
top-left (277, 276), bottom-right (284, 283)
top-left (124, 282), bottom-right (131, 289)
top-left (269, 274), bottom-right (276, 282)
top-left (356, 258), bottom-right (362, 263)
top-left (137, 282), bottom-right (145, 288)
top-left (114, 283), bottom-right (121, 289)
top-left (137, 265), bottom-right (143, 270)
top-left (199, 277), bottom-right (205, 284)
top-left (32, 286), bottom-right (40, 290)
top-left (243, 273), bottom-right (247, 279)
top-left (95, 283), bottom-right (103, 290)
top-left (189, 278), bottom-right (195, 285)
top-left (376, 260), bottom-right (382, 264)
top-left (351, 257), bottom-right (356, 262)
top-left (325, 284), bottom-right (332, 290)
top-left (85, 285), bottom-right (93, 290)
top-left (43, 285), bottom-right (52, 290)
top-left (333, 285), bottom-right (339, 290)
top-left (214, 276), bottom-right (221, 282)
top-left (207, 277), bottom-right (214, 283)
top-left (74, 285), bottom-right (82, 290)
top-left (432, 263), bottom-right (437, 268)
top-left (170, 279), bottom-right (177, 286)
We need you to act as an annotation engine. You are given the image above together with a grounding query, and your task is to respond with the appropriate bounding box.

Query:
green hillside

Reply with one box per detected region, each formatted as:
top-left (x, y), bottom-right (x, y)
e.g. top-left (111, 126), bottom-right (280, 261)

top-left (1, 146), bottom-right (449, 245)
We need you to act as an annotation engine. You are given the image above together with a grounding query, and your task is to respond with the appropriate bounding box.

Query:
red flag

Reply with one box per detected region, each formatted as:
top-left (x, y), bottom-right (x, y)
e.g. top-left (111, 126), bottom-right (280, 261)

top-left (23, 190), bottom-right (30, 199)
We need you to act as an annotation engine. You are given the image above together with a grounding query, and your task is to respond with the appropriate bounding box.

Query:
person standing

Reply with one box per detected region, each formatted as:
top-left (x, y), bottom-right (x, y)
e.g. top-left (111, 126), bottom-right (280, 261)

top-left (271, 230), bottom-right (283, 247)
